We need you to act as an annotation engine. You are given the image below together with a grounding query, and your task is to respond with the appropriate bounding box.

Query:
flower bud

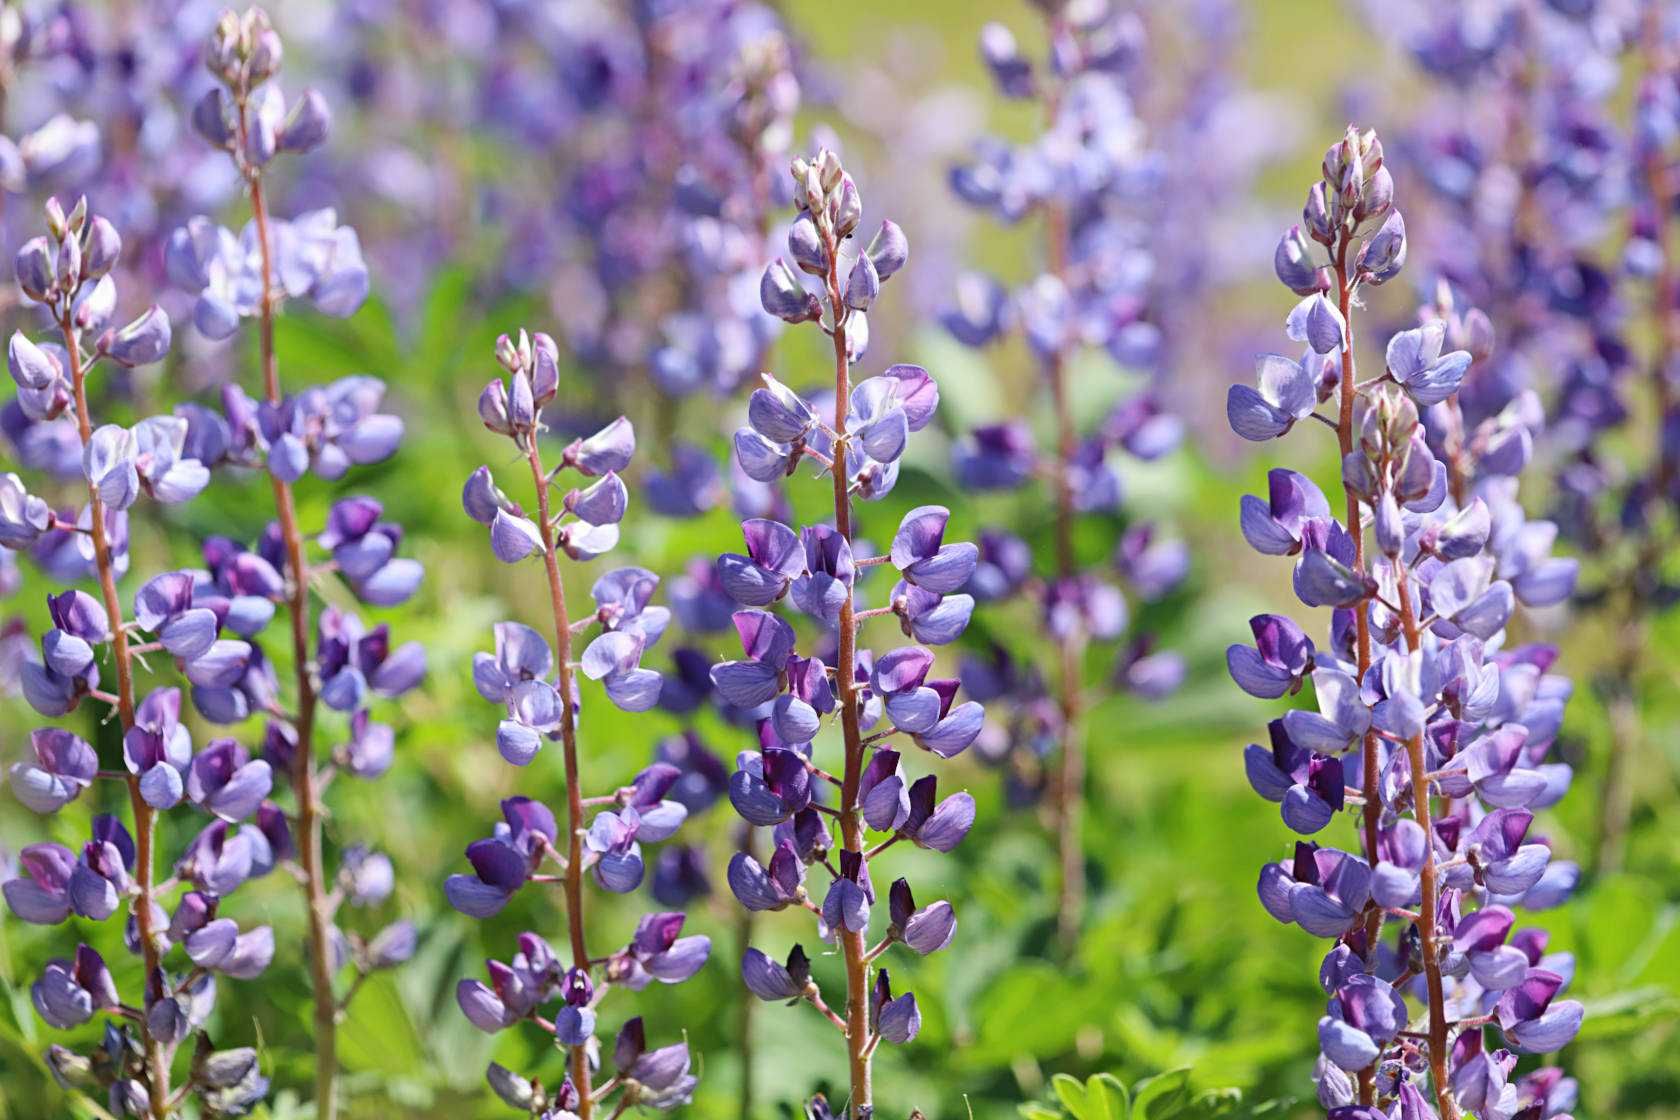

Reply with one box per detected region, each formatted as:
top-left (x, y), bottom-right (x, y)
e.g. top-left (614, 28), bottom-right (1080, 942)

top-left (1395, 435), bottom-right (1438, 504)
top-left (486, 1063), bottom-right (535, 1110)
top-left (64, 195), bottom-right (87, 235)
top-left (44, 197), bottom-right (67, 240)
top-left (1357, 166), bottom-right (1393, 225)
top-left (207, 11), bottom-right (244, 82)
top-left (831, 174), bottom-right (862, 237)
top-left (478, 380), bottom-right (512, 434)
top-left (1341, 450), bottom-right (1378, 502)
top-left (9, 331), bottom-right (61, 389)
top-left (1356, 210), bottom-right (1406, 285)
top-left (1274, 224), bottom-right (1329, 296)
top-left (1359, 128), bottom-right (1384, 175)
top-left (248, 28), bottom-right (283, 83)
top-left (1320, 138), bottom-right (1346, 186)
top-left (1304, 181), bottom-right (1336, 244)
top-left (1337, 144), bottom-right (1364, 212)
top-left (45, 1044), bottom-right (94, 1088)
top-left (242, 111), bottom-right (276, 167)
top-left (747, 373), bottom-right (816, 442)
top-left (844, 253), bottom-right (879, 311)
top-left (507, 368), bottom-right (535, 430)
top-left (191, 89), bottom-right (234, 148)
top-left (279, 89), bottom-right (331, 153)
top-left (813, 148), bottom-right (843, 192)
top-left (14, 236), bottom-right (53, 302)
top-left (55, 226), bottom-right (82, 285)
top-left (494, 332), bottom-right (522, 373)
top-left (787, 211), bottom-right (827, 275)
top-left (531, 343), bottom-right (559, 406)
top-left (99, 307), bottom-right (170, 367)
top-left (111, 1080), bottom-right (150, 1116)
top-left (103, 306), bottom-right (172, 366)
top-left (759, 257), bottom-right (822, 323)
top-left (83, 217), bottom-right (121, 277)
top-left (1385, 390), bottom-right (1419, 448)
top-left (1360, 405), bottom-right (1385, 459)
top-left (1464, 308), bottom-right (1494, 362)
top-left (193, 1041), bottom-right (259, 1088)
top-left (867, 219), bottom-right (908, 280)
top-left (1374, 492), bottom-right (1404, 558)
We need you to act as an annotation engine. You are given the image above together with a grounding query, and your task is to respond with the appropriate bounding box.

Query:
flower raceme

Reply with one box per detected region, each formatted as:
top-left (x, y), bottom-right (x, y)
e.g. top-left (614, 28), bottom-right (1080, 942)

top-left (447, 328), bottom-right (705, 1118)
top-left (2, 11), bottom-right (421, 1119)
top-left (0, 182), bottom-right (403, 1116)
top-left (711, 148), bottom-right (980, 1119)
top-left (1226, 126), bottom-right (1583, 1119)
top-left (943, 6), bottom-right (1195, 948)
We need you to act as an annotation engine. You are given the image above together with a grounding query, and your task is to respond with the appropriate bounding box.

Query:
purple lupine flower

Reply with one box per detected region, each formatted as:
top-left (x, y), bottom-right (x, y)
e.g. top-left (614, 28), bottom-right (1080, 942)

top-left (9, 728), bottom-right (97, 814)
top-left (450, 327), bottom-right (697, 1110)
top-left (715, 150), bottom-right (982, 1114)
top-left (1230, 128), bottom-right (1582, 1116)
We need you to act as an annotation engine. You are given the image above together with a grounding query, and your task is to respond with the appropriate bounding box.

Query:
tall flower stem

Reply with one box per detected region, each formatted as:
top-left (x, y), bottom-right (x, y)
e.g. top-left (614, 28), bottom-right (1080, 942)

top-left (61, 312), bottom-right (171, 1120)
top-left (521, 436), bottom-right (595, 1117)
top-left (820, 222), bottom-right (873, 1116)
top-left (1393, 565), bottom-right (1453, 1117)
top-left (245, 149), bottom-right (338, 1120)
top-left (1332, 229), bottom-right (1387, 1111)
top-left (1044, 194), bottom-right (1086, 954)
top-left (1598, 14), bottom-right (1679, 877)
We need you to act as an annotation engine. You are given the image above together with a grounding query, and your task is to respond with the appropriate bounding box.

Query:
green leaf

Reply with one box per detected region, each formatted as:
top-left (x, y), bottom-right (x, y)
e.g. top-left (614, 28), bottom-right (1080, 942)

top-left (1131, 1066), bottom-right (1193, 1119)
top-left (1053, 1073), bottom-right (1090, 1119)
top-left (1185, 1087), bottom-right (1243, 1118)
top-left (1020, 1107), bottom-right (1063, 1120)
top-left (1087, 1072), bottom-right (1130, 1120)
top-left (337, 972), bottom-right (424, 1077)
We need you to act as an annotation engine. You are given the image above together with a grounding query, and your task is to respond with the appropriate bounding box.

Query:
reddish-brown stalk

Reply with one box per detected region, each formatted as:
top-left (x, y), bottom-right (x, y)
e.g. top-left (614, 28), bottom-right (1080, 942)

top-left (1040, 33), bottom-right (1088, 955)
top-left (62, 309), bottom-right (171, 1120)
top-left (819, 218), bottom-right (874, 1115)
top-left (1334, 226), bottom-right (1387, 1112)
top-left (1392, 559), bottom-right (1454, 1116)
top-left (237, 87), bottom-right (339, 1116)
top-left (521, 435), bottom-right (595, 1116)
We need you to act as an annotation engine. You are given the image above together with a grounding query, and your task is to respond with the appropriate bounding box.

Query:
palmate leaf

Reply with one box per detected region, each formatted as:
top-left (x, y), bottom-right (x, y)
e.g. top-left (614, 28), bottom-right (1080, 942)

top-left (1022, 1068), bottom-right (1293, 1120)
top-left (1131, 1066), bottom-right (1191, 1118)
top-left (1028, 1072), bottom-right (1131, 1120)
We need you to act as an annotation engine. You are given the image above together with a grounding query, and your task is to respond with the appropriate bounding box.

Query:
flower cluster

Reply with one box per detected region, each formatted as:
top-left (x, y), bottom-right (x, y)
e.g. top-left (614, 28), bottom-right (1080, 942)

top-left (943, 5), bottom-right (1193, 944)
top-left (717, 148), bottom-right (979, 1119)
top-left (448, 328), bottom-right (706, 1118)
top-left (1360, 1), bottom-right (1680, 880)
top-left (126, 12), bottom-right (420, 1120)
top-left (1, 195), bottom-right (291, 1118)
top-left (1227, 126), bottom-right (1583, 1118)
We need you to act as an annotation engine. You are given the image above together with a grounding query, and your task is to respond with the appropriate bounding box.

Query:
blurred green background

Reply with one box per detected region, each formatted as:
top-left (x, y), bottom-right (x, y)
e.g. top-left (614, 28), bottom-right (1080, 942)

top-left (2, 1), bottom-right (1677, 1118)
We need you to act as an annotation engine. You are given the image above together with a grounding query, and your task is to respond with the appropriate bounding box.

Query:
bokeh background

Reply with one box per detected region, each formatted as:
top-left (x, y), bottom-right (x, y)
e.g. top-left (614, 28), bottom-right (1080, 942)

top-left (1, 1), bottom-right (1676, 1118)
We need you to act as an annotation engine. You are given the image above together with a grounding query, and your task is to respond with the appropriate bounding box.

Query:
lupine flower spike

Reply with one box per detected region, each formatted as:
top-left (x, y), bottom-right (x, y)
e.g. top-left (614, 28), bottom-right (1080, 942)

top-left (1229, 126), bottom-right (1582, 1118)
top-left (451, 328), bottom-right (706, 1117)
top-left (2, 195), bottom-right (296, 1116)
top-left (716, 148), bottom-right (981, 1118)
top-left (165, 11), bottom-right (418, 1119)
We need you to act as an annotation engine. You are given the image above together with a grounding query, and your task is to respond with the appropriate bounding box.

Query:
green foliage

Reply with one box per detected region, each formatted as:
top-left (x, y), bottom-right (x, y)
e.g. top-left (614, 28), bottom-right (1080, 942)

top-left (1018, 1069), bottom-right (1291, 1120)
